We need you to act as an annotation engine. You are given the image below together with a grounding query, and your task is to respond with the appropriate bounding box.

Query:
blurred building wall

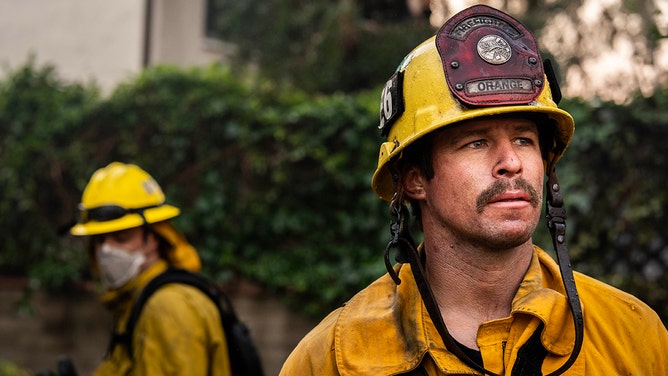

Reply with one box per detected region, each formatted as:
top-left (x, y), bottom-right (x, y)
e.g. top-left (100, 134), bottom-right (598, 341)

top-left (0, 0), bottom-right (228, 94)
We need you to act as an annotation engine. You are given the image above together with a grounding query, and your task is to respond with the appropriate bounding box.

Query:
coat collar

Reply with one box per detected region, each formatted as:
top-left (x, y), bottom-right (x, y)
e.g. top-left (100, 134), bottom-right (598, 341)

top-left (334, 246), bottom-right (581, 375)
top-left (511, 247), bottom-right (578, 356)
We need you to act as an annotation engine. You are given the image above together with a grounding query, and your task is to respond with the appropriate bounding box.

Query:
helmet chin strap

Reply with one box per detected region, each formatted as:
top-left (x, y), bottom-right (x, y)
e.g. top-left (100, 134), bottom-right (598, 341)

top-left (544, 167), bottom-right (584, 374)
top-left (384, 167), bottom-right (583, 375)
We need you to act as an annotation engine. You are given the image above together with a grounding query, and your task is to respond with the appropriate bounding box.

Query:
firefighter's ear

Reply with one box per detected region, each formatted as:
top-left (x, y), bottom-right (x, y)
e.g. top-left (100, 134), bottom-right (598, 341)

top-left (402, 166), bottom-right (426, 200)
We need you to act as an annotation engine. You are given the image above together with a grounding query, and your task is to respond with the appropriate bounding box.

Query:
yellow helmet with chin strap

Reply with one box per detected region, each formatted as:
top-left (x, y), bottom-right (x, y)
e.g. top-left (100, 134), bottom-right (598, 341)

top-left (371, 4), bottom-right (575, 202)
top-left (71, 162), bottom-right (200, 271)
top-left (70, 162), bottom-right (180, 236)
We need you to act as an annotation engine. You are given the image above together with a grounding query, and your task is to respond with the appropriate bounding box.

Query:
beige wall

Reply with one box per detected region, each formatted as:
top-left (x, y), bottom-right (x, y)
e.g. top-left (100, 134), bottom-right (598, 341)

top-left (0, 0), bottom-right (144, 93)
top-left (150, 0), bottom-right (230, 67)
top-left (0, 0), bottom-right (228, 95)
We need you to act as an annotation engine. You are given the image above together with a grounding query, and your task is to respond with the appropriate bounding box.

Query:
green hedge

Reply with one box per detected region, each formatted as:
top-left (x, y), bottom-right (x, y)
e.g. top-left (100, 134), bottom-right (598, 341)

top-left (0, 62), bottom-right (388, 317)
top-left (558, 93), bottom-right (668, 317)
top-left (1, 61), bottom-right (667, 321)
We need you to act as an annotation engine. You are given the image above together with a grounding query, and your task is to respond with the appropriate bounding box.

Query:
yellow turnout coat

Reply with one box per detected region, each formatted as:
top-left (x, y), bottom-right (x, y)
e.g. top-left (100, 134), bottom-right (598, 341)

top-left (94, 260), bottom-right (231, 376)
top-left (281, 246), bottom-right (668, 375)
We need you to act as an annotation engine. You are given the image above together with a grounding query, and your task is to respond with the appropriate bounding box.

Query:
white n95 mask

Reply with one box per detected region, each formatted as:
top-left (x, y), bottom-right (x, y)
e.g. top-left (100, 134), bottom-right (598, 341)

top-left (97, 243), bottom-right (146, 289)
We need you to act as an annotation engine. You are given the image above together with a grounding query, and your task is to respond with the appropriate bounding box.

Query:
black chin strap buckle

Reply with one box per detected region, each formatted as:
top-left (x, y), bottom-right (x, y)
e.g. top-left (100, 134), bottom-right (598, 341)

top-left (384, 190), bottom-right (413, 285)
top-left (546, 170), bottom-right (567, 247)
top-left (384, 165), bottom-right (417, 285)
top-left (546, 169), bottom-right (566, 229)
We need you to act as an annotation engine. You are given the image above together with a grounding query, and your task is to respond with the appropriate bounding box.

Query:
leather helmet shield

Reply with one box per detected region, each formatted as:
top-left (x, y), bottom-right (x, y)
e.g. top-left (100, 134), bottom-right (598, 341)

top-left (436, 4), bottom-right (544, 106)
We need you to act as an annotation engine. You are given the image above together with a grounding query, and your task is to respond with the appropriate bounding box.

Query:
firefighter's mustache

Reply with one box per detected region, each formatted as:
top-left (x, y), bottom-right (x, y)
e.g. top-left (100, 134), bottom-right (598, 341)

top-left (476, 179), bottom-right (541, 213)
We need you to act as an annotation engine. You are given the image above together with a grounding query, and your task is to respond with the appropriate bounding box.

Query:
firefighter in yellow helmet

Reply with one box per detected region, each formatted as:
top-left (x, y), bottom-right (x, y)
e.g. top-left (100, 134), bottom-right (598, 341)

top-left (71, 162), bottom-right (231, 376)
top-left (281, 5), bottom-right (667, 375)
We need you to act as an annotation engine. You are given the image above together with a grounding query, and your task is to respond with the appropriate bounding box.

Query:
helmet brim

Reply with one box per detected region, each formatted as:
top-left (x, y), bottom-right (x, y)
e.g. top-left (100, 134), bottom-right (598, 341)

top-left (70, 205), bottom-right (180, 236)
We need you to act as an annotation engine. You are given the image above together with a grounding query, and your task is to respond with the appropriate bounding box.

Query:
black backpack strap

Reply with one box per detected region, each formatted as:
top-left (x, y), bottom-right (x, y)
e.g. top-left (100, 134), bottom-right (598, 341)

top-left (109, 268), bottom-right (218, 358)
top-left (110, 268), bottom-right (264, 376)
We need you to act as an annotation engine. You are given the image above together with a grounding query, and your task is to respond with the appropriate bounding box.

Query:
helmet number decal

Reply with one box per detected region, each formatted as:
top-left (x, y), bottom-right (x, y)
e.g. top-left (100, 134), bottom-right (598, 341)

top-left (379, 71), bottom-right (404, 136)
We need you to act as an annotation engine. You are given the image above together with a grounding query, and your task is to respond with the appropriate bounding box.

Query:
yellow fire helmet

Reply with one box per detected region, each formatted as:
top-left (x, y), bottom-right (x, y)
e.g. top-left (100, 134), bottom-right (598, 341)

top-left (71, 162), bottom-right (180, 235)
top-left (71, 162), bottom-right (201, 271)
top-left (371, 4), bottom-right (575, 202)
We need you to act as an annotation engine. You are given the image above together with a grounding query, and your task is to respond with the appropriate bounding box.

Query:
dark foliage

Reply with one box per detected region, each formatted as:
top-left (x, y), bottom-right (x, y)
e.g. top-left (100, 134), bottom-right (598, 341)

top-left (209, 0), bottom-right (434, 93)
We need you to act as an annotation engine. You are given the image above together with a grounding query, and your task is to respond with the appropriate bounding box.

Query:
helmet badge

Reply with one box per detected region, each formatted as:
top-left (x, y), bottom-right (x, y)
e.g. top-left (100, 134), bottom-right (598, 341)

top-left (477, 35), bottom-right (511, 65)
